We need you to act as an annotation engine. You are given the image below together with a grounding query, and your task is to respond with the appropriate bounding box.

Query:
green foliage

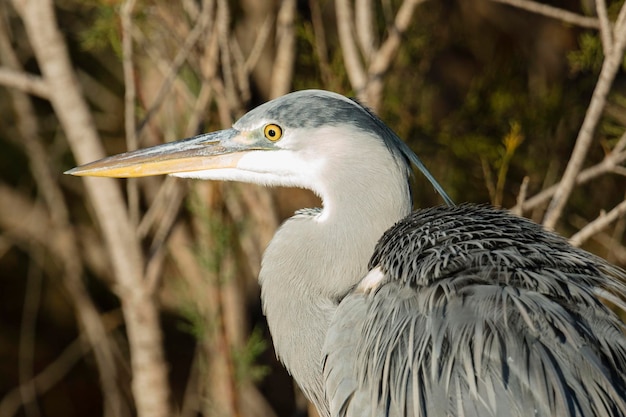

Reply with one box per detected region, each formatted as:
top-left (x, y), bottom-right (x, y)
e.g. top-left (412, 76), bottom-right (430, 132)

top-left (176, 296), bottom-right (210, 341)
top-left (231, 327), bottom-right (270, 384)
top-left (568, 32), bottom-right (603, 74)
top-left (187, 190), bottom-right (234, 282)
top-left (79, 3), bottom-right (122, 55)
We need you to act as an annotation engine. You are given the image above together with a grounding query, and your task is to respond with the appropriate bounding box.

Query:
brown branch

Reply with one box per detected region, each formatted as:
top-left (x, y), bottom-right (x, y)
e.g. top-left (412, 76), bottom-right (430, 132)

top-left (543, 16), bottom-right (626, 229)
top-left (0, 21), bottom-right (127, 417)
top-left (595, 0), bottom-right (612, 55)
top-left (270, 0), bottom-right (297, 98)
top-left (0, 67), bottom-right (48, 98)
top-left (490, 0), bottom-right (599, 29)
top-left (137, 2), bottom-right (214, 134)
top-left (569, 199), bottom-right (626, 247)
top-left (132, 28), bottom-right (195, 108)
top-left (9, 2), bottom-right (171, 417)
top-left (18, 261), bottom-right (42, 417)
top-left (511, 176), bottom-right (530, 216)
top-left (309, 0), bottom-right (333, 87)
top-left (336, 0), bottom-right (367, 94)
top-left (0, 336), bottom-right (89, 417)
top-left (0, 311), bottom-right (124, 417)
top-left (336, 0), bottom-right (425, 109)
top-left (242, 14), bottom-right (274, 73)
top-left (365, 0), bottom-right (426, 110)
top-left (121, 0), bottom-right (140, 228)
top-left (513, 133), bottom-right (626, 214)
top-left (355, 0), bottom-right (377, 61)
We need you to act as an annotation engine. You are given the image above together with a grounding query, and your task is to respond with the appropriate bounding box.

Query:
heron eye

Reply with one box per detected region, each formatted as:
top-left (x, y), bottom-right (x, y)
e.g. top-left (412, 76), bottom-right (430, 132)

top-left (264, 124), bottom-right (283, 142)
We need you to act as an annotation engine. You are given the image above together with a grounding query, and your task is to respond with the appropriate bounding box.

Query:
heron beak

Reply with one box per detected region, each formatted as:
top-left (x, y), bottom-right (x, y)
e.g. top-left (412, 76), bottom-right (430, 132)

top-left (65, 128), bottom-right (259, 178)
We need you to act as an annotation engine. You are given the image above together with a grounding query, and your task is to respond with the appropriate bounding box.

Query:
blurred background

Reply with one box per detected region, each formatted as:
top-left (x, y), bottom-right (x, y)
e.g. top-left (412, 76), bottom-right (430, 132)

top-left (1, 0), bottom-right (626, 416)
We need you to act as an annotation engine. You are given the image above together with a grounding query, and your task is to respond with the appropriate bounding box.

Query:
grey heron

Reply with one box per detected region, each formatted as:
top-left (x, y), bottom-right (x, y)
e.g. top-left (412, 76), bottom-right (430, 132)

top-left (67, 90), bottom-right (626, 417)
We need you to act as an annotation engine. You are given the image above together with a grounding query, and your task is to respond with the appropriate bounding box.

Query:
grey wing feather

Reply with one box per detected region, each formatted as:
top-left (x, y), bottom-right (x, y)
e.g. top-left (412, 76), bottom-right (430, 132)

top-left (323, 205), bottom-right (626, 417)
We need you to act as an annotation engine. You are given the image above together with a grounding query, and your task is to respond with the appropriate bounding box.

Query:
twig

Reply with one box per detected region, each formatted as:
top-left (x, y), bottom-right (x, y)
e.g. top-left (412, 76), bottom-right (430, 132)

top-left (309, 0), bottom-right (333, 87)
top-left (0, 67), bottom-right (48, 98)
top-left (513, 132), bottom-right (626, 213)
top-left (595, 0), bottom-right (612, 56)
top-left (608, 210), bottom-right (626, 263)
top-left (243, 14), bottom-right (274, 73)
top-left (570, 199), bottom-right (626, 247)
top-left (490, 0), bottom-right (599, 29)
top-left (121, 0), bottom-right (138, 151)
top-left (570, 215), bottom-right (626, 263)
top-left (366, 0), bottom-right (425, 109)
top-left (336, 0), bottom-right (367, 94)
top-left (121, 0), bottom-right (140, 227)
top-left (131, 28), bottom-right (195, 108)
top-left (355, 0), bottom-right (377, 61)
top-left (137, 2), bottom-right (213, 134)
top-left (18, 260), bottom-right (42, 417)
top-left (230, 38), bottom-right (252, 105)
top-left (512, 176), bottom-right (529, 216)
top-left (543, 16), bottom-right (626, 229)
top-left (480, 157), bottom-right (497, 204)
top-left (0, 336), bottom-right (89, 417)
top-left (270, 0), bottom-right (296, 98)
top-left (217, 0), bottom-right (239, 110)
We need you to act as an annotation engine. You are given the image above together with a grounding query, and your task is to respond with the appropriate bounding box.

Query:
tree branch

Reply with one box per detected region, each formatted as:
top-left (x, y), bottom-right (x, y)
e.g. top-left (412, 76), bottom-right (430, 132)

top-left (570, 199), bottom-right (626, 247)
top-left (270, 0), bottom-right (296, 98)
top-left (543, 14), bottom-right (626, 229)
top-left (336, 0), bottom-right (367, 93)
top-left (0, 67), bottom-right (48, 98)
top-left (10, 2), bottom-right (171, 417)
top-left (490, 0), bottom-right (599, 29)
top-left (512, 134), bottom-right (626, 214)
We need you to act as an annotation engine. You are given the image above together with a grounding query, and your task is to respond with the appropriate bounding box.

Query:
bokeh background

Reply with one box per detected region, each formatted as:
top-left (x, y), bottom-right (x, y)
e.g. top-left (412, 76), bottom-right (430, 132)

top-left (1, 1), bottom-right (626, 416)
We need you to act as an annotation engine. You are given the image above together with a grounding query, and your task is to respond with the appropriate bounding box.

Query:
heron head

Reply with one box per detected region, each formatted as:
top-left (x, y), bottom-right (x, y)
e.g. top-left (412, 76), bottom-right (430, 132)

top-left (66, 90), bottom-right (452, 205)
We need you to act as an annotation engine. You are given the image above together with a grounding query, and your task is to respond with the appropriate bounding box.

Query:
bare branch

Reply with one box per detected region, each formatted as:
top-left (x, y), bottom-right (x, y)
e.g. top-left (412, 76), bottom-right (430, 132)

top-left (0, 336), bottom-right (89, 417)
top-left (270, 0), bottom-right (297, 98)
top-left (363, 0), bottom-right (425, 109)
top-left (0, 67), bottom-right (48, 98)
top-left (512, 176), bottom-right (530, 216)
top-left (570, 199), bottom-right (626, 247)
top-left (368, 0), bottom-right (425, 81)
top-left (490, 0), bottom-right (599, 29)
top-left (137, 3), bottom-right (214, 134)
top-left (543, 16), bottom-right (626, 229)
top-left (121, 0), bottom-right (140, 228)
top-left (355, 0), bottom-right (377, 61)
top-left (10, 2), bottom-right (171, 417)
top-left (336, 0), bottom-right (367, 94)
top-left (513, 142), bottom-right (626, 214)
top-left (309, 0), bottom-right (333, 87)
top-left (243, 14), bottom-right (274, 73)
top-left (18, 261), bottom-right (42, 417)
top-left (595, 0), bottom-right (612, 55)
top-left (0, 311), bottom-right (124, 417)
top-left (0, 21), bottom-right (127, 417)
top-left (121, 0), bottom-right (138, 151)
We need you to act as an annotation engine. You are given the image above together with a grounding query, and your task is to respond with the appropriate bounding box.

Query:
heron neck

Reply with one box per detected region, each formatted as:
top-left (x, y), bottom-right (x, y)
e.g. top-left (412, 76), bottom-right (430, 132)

top-left (259, 166), bottom-right (411, 415)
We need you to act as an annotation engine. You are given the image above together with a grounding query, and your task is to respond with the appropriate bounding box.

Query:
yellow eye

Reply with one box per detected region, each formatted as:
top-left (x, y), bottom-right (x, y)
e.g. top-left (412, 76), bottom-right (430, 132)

top-left (264, 124), bottom-right (283, 141)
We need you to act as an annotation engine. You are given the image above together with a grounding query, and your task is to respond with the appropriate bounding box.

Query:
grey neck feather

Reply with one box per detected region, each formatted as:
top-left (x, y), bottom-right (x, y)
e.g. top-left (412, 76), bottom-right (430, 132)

top-left (258, 134), bottom-right (412, 415)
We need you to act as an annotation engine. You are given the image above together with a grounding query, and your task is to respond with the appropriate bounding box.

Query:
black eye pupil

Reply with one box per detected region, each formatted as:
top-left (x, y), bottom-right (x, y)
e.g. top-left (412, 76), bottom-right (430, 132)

top-left (268, 129), bottom-right (276, 137)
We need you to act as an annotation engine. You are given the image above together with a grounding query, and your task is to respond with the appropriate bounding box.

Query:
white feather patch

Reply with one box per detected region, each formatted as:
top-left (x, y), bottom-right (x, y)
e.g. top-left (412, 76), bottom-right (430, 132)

top-left (356, 267), bottom-right (386, 294)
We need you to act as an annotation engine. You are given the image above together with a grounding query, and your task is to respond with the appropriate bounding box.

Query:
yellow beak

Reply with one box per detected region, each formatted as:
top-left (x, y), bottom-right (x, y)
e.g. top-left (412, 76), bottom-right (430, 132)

top-left (65, 129), bottom-right (262, 178)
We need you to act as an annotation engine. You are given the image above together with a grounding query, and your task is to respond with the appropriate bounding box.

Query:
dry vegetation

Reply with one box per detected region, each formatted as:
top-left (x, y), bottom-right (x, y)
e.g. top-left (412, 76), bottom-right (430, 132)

top-left (0, 1), bottom-right (625, 417)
